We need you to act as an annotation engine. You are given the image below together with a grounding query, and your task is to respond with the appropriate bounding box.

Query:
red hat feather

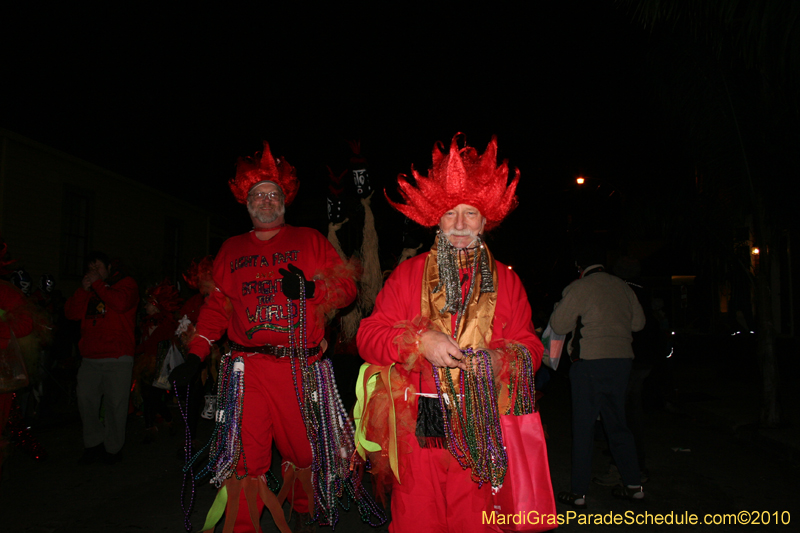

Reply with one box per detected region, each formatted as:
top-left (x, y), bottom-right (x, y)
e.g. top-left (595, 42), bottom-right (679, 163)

top-left (228, 141), bottom-right (299, 206)
top-left (145, 279), bottom-right (182, 313)
top-left (183, 256), bottom-right (215, 296)
top-left (386, 133), bottom-right (519, 230)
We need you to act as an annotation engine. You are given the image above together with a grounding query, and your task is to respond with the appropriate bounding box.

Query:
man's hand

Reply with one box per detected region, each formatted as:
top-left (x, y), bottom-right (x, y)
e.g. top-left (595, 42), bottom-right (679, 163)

top-left (169, 354), bottom-right (201, 388)
top-left (82, 271), bottom-right (100, 291)
top-left (420, 330), bottom-right (466, 370)
top-left (278, 264), bottom-right (315, 300)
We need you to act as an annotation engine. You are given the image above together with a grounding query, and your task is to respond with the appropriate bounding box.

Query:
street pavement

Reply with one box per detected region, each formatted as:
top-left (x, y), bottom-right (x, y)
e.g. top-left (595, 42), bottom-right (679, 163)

top-left (2, 353), bottom-right (799, 533)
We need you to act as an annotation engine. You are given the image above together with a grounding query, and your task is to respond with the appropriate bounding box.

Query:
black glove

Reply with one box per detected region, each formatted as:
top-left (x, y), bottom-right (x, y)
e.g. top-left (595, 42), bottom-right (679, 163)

top-left (278, 263), bottom-right (315, 300)
top-left (169, 353), bottom-right (201, 388)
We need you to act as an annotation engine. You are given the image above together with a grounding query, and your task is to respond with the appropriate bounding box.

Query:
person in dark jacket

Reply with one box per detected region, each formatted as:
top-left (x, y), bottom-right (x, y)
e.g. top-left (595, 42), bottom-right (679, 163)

top-left (65, 252), bottom-right (138, 464)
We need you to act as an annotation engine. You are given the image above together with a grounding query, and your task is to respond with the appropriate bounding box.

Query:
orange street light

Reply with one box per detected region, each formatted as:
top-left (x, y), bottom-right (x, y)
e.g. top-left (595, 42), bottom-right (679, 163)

top-left (576, 177), bottom-right (585, 185)
top-left (751, 247), bottom-right (760, 256)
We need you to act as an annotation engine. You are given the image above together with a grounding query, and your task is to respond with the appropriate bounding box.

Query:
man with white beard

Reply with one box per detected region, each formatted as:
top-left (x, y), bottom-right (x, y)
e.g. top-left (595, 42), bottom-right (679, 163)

top-left (357, 134), bottom-right (543, 532)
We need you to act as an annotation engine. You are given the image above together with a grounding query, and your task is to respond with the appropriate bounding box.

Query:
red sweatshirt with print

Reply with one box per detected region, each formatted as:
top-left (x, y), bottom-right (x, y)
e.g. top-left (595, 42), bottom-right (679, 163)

top-left (188, 226), bottom-right (356, 359)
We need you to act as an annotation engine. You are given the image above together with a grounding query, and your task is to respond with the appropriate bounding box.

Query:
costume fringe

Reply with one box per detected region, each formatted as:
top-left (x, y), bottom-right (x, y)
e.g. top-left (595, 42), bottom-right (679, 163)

top-left (358, 193), bottom-right (381, 316)
top-left (392, 316), bottom-right (434, 373)
top-left (326, 220), bottom-right (349, 261)
top-left (361, 367), bottom-right (416, 506)
top-left (313, 258), bottom-right (361, 327)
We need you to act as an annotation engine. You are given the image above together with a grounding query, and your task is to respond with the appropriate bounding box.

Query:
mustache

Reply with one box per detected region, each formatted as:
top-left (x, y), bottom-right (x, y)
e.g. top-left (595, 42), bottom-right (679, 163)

top-left (442, 228), bottom-right (477, 237)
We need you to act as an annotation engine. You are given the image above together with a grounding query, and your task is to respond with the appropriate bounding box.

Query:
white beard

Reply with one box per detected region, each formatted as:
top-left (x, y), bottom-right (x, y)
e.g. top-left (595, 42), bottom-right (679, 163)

top-left (248, 200), bottom-right (285, 224)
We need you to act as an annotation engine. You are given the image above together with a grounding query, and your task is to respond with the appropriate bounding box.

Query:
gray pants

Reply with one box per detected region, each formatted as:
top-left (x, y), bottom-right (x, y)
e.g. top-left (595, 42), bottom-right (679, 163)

top-left (76, 357), bottom-right (133, 454)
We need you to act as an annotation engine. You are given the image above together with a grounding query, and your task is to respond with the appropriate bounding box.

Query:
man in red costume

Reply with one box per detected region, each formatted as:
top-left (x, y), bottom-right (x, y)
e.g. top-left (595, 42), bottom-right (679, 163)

top-left (170, 142), bottom-right (357, 533)
top-left (357, 134), bottom-right (543, 533)
top-left (65, 252), bottom-right (139, 465)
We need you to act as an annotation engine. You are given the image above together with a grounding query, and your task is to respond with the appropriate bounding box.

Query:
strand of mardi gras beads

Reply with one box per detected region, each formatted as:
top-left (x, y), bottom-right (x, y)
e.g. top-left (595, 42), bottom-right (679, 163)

top-left (511, 345), bottom-right (536, 415)
top-left (175, 381), bottom-right (195, 532)
top-left (286, 274), bottom-right (386, 528)
top-left (187, 351), bottom-right (233, 482)
top-left (190, 352), bottom-right (248, 486)
top-left (435, 348), bottom-right (508, 489)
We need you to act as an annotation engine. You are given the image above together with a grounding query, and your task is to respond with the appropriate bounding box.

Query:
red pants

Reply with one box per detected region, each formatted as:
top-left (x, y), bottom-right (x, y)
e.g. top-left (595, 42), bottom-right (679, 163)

top-left (389, 435), bottom-right (502, 533)
top-left (231, 353), bottom-right (315, 532)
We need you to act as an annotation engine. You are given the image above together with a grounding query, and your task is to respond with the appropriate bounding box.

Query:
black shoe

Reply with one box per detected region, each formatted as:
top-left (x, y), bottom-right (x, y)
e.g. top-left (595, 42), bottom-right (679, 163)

top-left (77, 444), bottom-right (104, 465)
top-left (102, 451), bottom-right (123, 465)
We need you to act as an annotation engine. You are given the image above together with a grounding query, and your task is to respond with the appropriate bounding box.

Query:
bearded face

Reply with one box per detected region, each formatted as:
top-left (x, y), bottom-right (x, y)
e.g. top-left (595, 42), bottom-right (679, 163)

top-left (247, 182), bottom-right (286, 225)
top-left (438, 204), bottom-right (486, 249)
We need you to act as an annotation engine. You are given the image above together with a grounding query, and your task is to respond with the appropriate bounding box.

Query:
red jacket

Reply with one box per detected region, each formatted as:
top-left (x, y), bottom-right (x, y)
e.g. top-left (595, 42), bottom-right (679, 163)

top-left (65, 274), bottom-right (139, 359)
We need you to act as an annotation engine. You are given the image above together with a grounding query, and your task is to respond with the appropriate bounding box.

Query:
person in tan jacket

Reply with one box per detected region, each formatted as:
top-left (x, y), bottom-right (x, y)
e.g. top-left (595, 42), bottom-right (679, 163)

top-left (550, 240), bottom-right (645, 508)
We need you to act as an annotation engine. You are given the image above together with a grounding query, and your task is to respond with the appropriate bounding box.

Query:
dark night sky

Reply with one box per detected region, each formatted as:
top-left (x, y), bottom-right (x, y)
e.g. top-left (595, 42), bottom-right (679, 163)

top-left (1, 1), bottom-right (674, 300)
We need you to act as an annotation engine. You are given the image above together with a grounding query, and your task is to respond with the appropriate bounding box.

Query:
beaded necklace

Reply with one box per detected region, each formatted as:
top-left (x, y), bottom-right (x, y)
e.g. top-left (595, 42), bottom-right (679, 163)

top-left (183, 352), bottom-right (248, 487)
top-left (176, 382), bottom-right (196, 532)
top-left (434, 348), bottom-right (508, 489)
top-left (286, 271), bottom-right (387, 528)
top-left (506, 345), bottom-right (536, 416)
top-left (433, 237), bottom-right (507, 488)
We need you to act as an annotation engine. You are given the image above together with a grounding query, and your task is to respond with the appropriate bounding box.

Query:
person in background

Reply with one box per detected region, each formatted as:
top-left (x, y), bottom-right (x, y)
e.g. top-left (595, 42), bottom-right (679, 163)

top-left (550, 239), bottom-right (646, 508)
top-left (65, 252), bottom-right (138, 465)
top-left (134, 279), bottom-right (181, 443)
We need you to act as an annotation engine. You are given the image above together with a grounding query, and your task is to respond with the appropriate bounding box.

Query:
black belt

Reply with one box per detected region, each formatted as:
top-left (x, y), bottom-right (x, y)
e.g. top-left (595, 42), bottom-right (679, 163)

top-left (228, 341), bottom-right (321, 358)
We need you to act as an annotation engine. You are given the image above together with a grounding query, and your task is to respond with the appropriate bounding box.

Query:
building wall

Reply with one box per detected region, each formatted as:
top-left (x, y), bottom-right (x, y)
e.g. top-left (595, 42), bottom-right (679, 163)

top-left (0, 129), bottom-right (214, 296)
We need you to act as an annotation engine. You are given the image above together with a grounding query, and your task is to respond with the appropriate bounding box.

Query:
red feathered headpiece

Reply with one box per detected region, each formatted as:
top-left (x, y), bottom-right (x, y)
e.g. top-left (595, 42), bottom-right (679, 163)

top-left (145, 279), bottom-right (182, 313)
top-left (183, 256), bottom-right (215, 296)
top-left (386, 133), bottom-right (519, 230)
top-left (228, 141), bottom-right (299, 206)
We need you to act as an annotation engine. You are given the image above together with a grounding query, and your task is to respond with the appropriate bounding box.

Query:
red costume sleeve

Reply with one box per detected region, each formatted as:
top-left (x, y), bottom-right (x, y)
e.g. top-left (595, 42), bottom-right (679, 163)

top-left (357, 256), bottom-right (426, 367)
top-left (188, 293), bottom-right (230, 360)
top-left (187, 254), bottom-right (233, 360)
top-left (490, 266), bottom-right (543, 373)
top-left (309, 236), bottom-right (359, 325)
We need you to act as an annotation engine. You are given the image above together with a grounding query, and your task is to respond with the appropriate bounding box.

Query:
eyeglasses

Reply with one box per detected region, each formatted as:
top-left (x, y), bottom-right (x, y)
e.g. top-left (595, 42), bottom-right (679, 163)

top-left (248, 191), bottom-right (283, 201)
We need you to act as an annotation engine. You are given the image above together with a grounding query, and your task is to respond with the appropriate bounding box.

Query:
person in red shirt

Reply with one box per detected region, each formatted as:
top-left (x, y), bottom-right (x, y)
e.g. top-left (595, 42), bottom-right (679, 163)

top-left (356, 134), bottom-right (543, 533)
top-left (170, 142), bottom-right (359, 533)
top-left (65, 252), bottom-right (138, 465)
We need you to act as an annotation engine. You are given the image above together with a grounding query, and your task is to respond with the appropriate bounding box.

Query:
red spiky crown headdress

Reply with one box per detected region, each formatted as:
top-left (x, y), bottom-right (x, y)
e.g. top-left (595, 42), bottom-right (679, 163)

top-left (386, 133), bottom-right (519, 230)
top-left (183, 256), bottom-right (215, 296)
top-left (145, 279), bottom-right (182, 313)
top-left (228, 141), bottom-right (300, 206)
